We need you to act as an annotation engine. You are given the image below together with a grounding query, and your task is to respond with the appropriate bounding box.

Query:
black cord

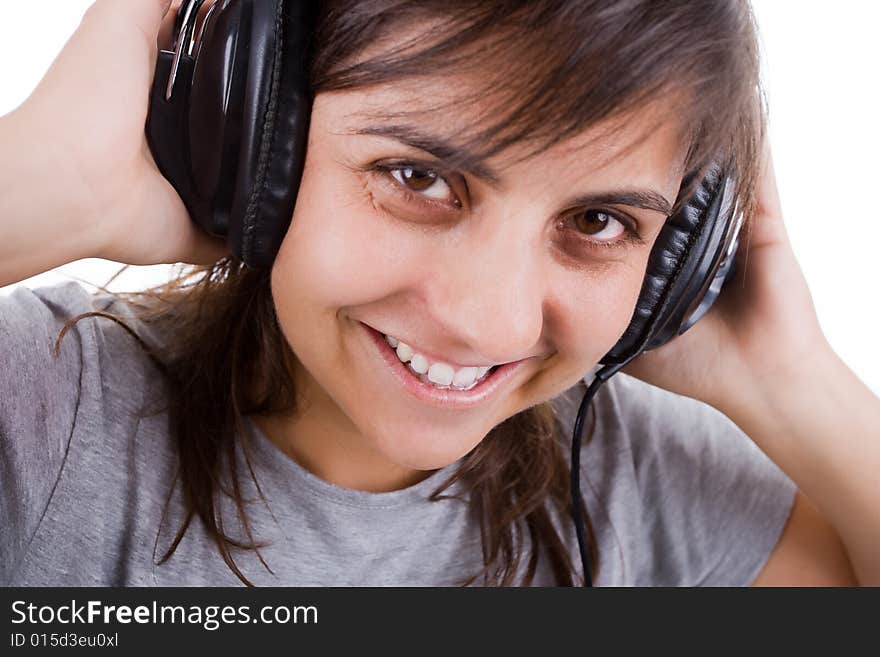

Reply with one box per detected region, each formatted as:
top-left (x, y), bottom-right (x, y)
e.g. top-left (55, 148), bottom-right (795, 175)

top-left (570, 365), bottom-right (620, 587)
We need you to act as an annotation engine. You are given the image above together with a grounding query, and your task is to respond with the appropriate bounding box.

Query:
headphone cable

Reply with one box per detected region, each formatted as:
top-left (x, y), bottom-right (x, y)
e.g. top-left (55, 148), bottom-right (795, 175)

top-left (570, 363), bottom-right (621, 587)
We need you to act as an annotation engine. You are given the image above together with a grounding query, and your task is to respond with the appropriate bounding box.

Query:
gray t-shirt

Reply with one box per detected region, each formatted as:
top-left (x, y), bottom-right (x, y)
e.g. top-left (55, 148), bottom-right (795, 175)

top-left (0, 281), bottom-right (796, 586)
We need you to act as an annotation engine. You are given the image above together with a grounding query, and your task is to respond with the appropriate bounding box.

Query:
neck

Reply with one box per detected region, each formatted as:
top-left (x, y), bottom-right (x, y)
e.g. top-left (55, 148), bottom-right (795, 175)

top-left (250, 399), bottom-right (438, 494)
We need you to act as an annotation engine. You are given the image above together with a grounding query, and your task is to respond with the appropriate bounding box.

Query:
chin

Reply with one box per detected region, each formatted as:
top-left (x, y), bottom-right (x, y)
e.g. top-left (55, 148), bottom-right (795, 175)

top-left (365, 419), bottom-right (481, 471)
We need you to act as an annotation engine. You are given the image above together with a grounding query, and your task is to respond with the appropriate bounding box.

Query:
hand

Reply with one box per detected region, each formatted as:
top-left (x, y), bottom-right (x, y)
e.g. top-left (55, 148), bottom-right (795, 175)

top-left (620, 140), bottom-right (834, 413)
top-left (11, 0), bottom-right (227, 267)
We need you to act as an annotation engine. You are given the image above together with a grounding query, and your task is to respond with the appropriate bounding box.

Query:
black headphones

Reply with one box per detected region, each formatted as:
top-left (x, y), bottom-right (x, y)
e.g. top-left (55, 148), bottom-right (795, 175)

top-left (146, 0), bottom-right (745, 587)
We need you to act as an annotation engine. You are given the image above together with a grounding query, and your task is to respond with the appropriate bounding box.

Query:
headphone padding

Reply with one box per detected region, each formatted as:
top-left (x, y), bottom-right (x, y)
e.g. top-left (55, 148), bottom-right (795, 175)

top-left (601, 164), bottom-right (725, 364)
top-left (227, 0), bottom-right (314, 268)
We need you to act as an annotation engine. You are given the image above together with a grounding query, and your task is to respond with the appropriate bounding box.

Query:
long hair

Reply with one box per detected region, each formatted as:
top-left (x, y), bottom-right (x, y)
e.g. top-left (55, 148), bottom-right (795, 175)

top-left (57, 0), bottom-right (767, 586)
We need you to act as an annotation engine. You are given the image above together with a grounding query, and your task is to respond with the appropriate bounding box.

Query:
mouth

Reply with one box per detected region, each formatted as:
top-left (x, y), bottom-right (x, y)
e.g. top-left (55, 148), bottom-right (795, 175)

top-left (358, 321), bottom-right (529, 410)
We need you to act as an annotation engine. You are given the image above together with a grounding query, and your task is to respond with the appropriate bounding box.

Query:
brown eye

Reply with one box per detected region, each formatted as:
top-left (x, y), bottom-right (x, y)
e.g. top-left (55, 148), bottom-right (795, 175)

top-left (388, 165), bottom-right (456, 202)
top-left (397, 166), bottom-right (438, 191)
top-left (571, 209), bottom-right (626, 240)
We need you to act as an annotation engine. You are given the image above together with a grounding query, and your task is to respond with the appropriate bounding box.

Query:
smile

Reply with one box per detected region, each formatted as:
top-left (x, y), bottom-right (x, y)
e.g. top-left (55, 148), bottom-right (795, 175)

top-left (382, 333), bottom-right (496, 390)
top-left (359, 322), bottom-right (529, 410)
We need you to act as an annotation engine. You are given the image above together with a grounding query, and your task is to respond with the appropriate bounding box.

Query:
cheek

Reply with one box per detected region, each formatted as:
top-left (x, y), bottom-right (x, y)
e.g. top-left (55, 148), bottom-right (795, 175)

top-left (604, 268), bottom-right (646, 341)
top-left (555, 255), bottom-right (649, 363)
top-left (272, 170), bottom-right (405, 315)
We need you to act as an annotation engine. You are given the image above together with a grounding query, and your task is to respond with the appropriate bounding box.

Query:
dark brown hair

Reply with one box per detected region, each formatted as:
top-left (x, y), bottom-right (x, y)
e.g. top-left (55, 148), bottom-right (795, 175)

top-left (58, 0), bottom-right (766, 586)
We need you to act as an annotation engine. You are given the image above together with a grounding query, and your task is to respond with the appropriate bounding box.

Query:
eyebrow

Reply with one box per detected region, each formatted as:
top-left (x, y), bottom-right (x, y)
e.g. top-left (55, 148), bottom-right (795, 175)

top-left (350, 123), bottom-right (673, 216)
top-left (351, 123), bottom-right (502, 184)
top-left (568, 189), bottom-right (672, 216)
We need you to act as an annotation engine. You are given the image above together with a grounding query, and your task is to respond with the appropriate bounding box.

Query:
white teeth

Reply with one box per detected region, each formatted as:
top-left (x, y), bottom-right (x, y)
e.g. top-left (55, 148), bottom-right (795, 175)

top-left (395, 341), bottom-right (413, 363)
top-left (409, 353), bottom-right (429, 374)
top-left (452, 366), bottom-right (479, 388)
top-left (382, 333), bottom-right (494, 390)
top-left (427, 363), bottom-right (455, 386)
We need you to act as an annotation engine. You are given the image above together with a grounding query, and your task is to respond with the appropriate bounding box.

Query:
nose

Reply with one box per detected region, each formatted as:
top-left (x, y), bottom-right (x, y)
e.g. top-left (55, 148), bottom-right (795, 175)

top-left (420, 214), bottom-right (546, 366)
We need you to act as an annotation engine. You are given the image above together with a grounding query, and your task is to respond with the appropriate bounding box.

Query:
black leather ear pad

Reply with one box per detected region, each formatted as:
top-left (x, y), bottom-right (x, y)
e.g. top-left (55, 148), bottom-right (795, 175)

top-left (221, 0), bottom-right (315, 268)
top-left (600, 163), bottom-right (736, 365)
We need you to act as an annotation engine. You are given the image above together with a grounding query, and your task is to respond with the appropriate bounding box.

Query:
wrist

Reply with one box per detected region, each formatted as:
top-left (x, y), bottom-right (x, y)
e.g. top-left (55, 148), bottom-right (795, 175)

top-left (719, 342), bottom-right (852, 444)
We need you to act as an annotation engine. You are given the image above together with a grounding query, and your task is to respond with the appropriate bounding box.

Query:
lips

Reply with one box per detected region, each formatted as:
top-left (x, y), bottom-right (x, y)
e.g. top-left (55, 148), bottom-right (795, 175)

top-left (359, 321), bottom-right (528, 410)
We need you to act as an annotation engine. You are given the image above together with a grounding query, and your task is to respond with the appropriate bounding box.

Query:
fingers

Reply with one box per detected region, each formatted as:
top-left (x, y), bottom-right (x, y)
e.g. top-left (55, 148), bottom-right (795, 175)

top-left (754, 137), bottom-right (784, 226)
top-left (77, 0), bottom-right (172, 63)
top-left (730, 138), bottom-right (788, 287)
top-left (88, 0), bottom-right (173, 31)
top-left (184, 232), bottom-right (232, 266)
top-left (157, 4), bottom-right (178, 50)
top-left (158, 1), bottom-right (188, 51)
top-left (745, 137), bottom-right (789, 250)
top-left (135, 165), bottom-right (231, 266)
top-left (157, 0), bottom-right (219, 51)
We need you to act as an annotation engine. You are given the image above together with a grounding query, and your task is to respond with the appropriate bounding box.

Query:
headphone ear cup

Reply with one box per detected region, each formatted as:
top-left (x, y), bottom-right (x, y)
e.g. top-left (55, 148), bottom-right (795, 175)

top-left (600, 163), bottom-right (737, 365)
top-left (146, 0), bottom-right (251, 243)
top-left (644, 174), bottom-right (741, 348)
top-left (146, 0), bottom-right (316, 269)
top-left (147, 50), bottom-right (197, 217)
top-left (225, 0), bottom-right (315, 268)
top-left (187, 0), bottom-right (250, 237)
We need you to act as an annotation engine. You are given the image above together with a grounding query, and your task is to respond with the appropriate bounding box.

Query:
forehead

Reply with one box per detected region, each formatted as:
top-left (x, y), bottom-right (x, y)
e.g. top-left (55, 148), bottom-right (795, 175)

top-left (316, 75), bottom-right (689, 196)
top-left (316, 11), bottom-right (691, 186)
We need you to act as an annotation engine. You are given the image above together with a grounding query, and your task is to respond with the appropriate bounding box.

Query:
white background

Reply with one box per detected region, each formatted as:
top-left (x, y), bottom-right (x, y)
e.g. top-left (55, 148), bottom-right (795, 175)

top-left (1, 1), bottom-right (878, 395)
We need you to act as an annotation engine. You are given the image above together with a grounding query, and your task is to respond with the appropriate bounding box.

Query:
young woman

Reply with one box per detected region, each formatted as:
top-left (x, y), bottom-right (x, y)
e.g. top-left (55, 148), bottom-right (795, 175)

top-left (0, 0), bottom-right (876, 587)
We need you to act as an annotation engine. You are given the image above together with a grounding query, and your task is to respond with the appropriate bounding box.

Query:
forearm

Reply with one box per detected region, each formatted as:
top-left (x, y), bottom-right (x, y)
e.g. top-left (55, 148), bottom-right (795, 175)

top-left (0, 110), bottom-right (108, 288)
top-left (721, 345), bottom-right (880, 585)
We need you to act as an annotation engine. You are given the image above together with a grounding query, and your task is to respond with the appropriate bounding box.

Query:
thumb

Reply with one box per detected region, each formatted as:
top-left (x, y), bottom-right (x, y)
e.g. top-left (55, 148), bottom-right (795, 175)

top-left (87, 0), bottom-right (176, 30)
top-left (141, 158), bottom-right (232, 266)
top-left (74, 1), bottom-right (177, 72)
top-left (177, 224), bottom-right (233, 266)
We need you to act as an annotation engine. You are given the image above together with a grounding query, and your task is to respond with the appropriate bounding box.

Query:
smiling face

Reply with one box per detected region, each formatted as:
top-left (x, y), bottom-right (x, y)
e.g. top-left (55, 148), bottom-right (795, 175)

top-left (266, 69), bottom-right (688, 487)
